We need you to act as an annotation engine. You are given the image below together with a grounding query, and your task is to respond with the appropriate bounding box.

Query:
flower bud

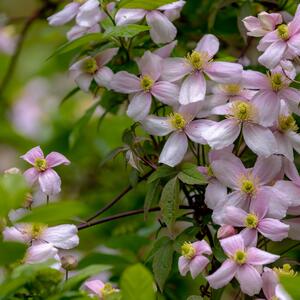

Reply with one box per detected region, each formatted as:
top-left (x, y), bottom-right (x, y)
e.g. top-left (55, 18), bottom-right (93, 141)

top-left (61, 255), bottom-right (78, 271)
top-left (217, 225), bottom-right (237, 239)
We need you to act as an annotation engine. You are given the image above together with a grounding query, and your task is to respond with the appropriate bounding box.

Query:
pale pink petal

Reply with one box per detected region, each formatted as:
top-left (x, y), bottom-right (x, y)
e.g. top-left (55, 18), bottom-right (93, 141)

top-left (227, 191), bottom-right (249, 210)
top-left (204, 180), bottom-right (227, 210)
top-left (151, 81), bottom-right (179, 106)
top-left (236, 264), bottom-right (262, 296)
top-left (38, 169), bottom-right (61, 195)
top-left (288, 131), bottom-right (300, 155)
top-left (111, 71), bottom-right (141, 93)
top-left (95, 48), bottom-right (119, 67)
top-left (195, 34), bottom-right (219, 57)
top-left (21, 146), bottom-right (44, 165)
top-left (217, 225), bottom-right (237, 239)
top-left (138, 51), bottom-right (162, 81)
top-left (258, 218), bottom-right (289, 241)
top-left (258, 12), bottom-right (282, 31)
top-left (242, 70), bottom-right (269, 89)
top-left (211, 103), bottom-right (232, 115)
top-left (45, 152), bottom-right (70, 168)
top-left (142, 116), bottom-right (173, 136)
top-left (287, 33), bottom-right (300, 56)
top-left (289, 6), bottom-right (300, 36)
top-left (153, 40), bottom-right (177, 58)
top-left (223, 206), bottom-right (247, 227)
top-left (42, 224), bottom-right (79, 249)
top-left (115, 8), bottom-right (146, 26)
top-left (258, 40), bottom-right (287, 69)
top-left (146, 11), bottom-right (177, 44)
top-left (179, 72), bottom-right (206, 104)
top-left (159, 131), bottom-right (188, 167)
top-left (252, 155), bottom-right (282, 186)
top-left (249, 194), bottom-right (268, 219)
top-left (193, 240), bottom-right (212, 255)
top-left (243, 123), bottom-right (277, 157)
top-left (275, 284), bottom-right (292, 300)
top-left (26, 243), bottom-right (58, 264)
top-left (127, 92), bottom-right (152, 121)
top-left (279, 88), bottom-right (300, 111)
top-left (94, 66), bottom-right (114, 89)
top-left (189, 256), bottom-right (209, 279)
top-left (185, 119), bottom-right (215, 144)
top-left (204, 62), bottom-right (243, 84)
top-left (161, 57), bottom-right (192, 82)
top-left (158, 0), bottom-right (185, 11)
top-left (273, 180), bottom-right (300, 207)
top-left (67, 24), bottom-right (100, 41)
top-left (206, 259), bottom-right (237, 289)
top-left (75, 73), bottom-right (93, 92)
top-left (258, 31), bottom-right (280, 51)
top-left (240, 228), bottom-right (258, 247)
top-left (23, 167), bottom-right (39, 186)
top-left (242, 16), bottom-right (263, 37)
top-left (3, 226), bottom-right (29, 243)
top-left (178, 102), bottom-right (202, 120)
top-left (262, 268), bottom-right (278, 300)
top-left (221, 234), bottom-right (244, 257)
top-left (246, 247), bottom-right (279, 265)
top-left (283, 218), bottom-right (300, 240)
top-left (76, 0), bottom-right (102, 27)
top-left (178, 256), bottom-right (190, 276)
top-left (47, 3), bottom-right (79, 26)
top-left (211, 157), bottom-right (246, 189)
top-left (84, 279), bottom-right (105, 295)
top-left (274, 131), bottom-right (294, 161)
top-left (202, 119), bottom-right (241, 150)
top-left (284, 159), bottom-right (300, 183)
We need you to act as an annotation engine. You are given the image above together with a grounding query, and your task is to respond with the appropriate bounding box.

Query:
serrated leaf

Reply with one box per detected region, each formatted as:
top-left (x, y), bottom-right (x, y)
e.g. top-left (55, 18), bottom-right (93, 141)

top-left (106, 24), bottom-right (150, 38)
top-left (160, 177), bottom-right (180, 228)
top-left (148, 166), bottom-right (178, 183)
top-left (178, 163), bottom-right (207, 185)
top-left (0, 241), bottom-right (27, 266)
top-left (152, 239), bottom-right (174, 291)
top-left (120, 264), bottom-right (156, 300)
top-left (118, 0), bottom-right (175, 9)
top-left (144, 180), bottom-right (162, 219)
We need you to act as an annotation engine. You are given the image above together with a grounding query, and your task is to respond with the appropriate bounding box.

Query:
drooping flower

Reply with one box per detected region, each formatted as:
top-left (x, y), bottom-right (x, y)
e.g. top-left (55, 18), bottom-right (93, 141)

top-left (217, 225), bottom-right (237, 239)
top-left (206, 234), bottom-right (279, 296)
top-left (142, 102), bottom-right (214, 166)
top-left (161, 34), bottom-right (243, 104)
top-left (111, 51), bottom-right (179, 121)
top-left (115, 1), bottom-right (185, 44)
top-left (202, 99), bottom-right (278, 157)
top-left (84, 279), bottom-right (119, 299)
top-left (243, 12), bottom-right (283, 37)
top-left (3, 223), bottom-right (79, 250)
top-left (254, 5), bottom-right (300, 68)
top-left (21, 146), bottom-right (70, 196)
top-left (69, 48), bottom-right (119, 92)
top-left (178, 240), bottom-right (212, 279)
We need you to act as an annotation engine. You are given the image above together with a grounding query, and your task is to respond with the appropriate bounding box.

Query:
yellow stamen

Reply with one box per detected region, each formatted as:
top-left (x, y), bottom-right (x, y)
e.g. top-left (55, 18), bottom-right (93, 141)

top-left (230, 101), bottom-right (255, 121)
top-left (278, 114), bottom-right (298, 132)
top-left (277, 24), bottom-right (289, 40)
top-left (186, 51), bottom-right (210, 70)
top-left (101, 283), bottom-right (118, 296)
top-left (34, 158), bottom-right (47, 172)
top-left (268, 72), bottom-right (285, 91)
top-left (169, 113), bottom-right (186, 130)
top-left (82, 57), bottom-right (98, 74)
top-left (207, 165), bottom-right (214, 177)
top-left (273, 264), bottom-right (297, 277)
top-left (221, 84), bottom-right (242, 96)
top-left (140, 75), bottom-right (154, 91)
top-left (244, 213), bottom-right (258, 229)
top-left (181, 242), bottom-right (196, 259)
top-left (241, 179), bottom-right (255, 194)
top-left (23, 223), bottom-right (47, 240)
top-left (233, 250), bottom-right (247, 265)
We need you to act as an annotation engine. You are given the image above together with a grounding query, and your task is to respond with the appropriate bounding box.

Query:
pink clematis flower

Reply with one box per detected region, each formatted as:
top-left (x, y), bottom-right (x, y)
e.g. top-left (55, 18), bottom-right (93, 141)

top-left (178, 240), bottom-right (212, 279)
top-left (111, 51), bottom-right (179, 121)
top-left (115, 1), bottom-right (185, 44)
top-left (206, 234), bottom-right (279, 296)
top-left (84, 279), bottom-right (119, 299)
top-left (47, 0), bottom-right (103, 28)
top-left (161, 34), bottom-right (243, 104)
top-left (69, 48), bottom-right (119, 92)
top-left (202, 99), bottom-right (278, 157)
top-left (21, 146), bottom-right (70, 196)
top-left (67, 23), bottom-right (100, 41)
top-left (256, 5), bottom-right (300, 68)
top-left (243, 63), bottom-right (300, 127)
top-left (221, 196), bottom-right (289, 246)
top-left (210, 154), bottom-right (286, 216)
top-left (217, 225), bottom-right (237, 239)
top-left (142, 103), bottom-right (214, 166)
top-left (243, 11), bottom-right (283, 37)
top-left (3, 223), bottom-right (79, 250)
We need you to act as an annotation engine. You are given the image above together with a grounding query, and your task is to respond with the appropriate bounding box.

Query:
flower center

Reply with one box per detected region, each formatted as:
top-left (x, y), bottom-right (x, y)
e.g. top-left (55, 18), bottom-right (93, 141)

top-left (169, 113), bottom-right (186, 130)
top-left (278, 114), bottom-right (298, 132)
top-left (30, 223), bottom-right (47, 240)
top-left (268, 72), bottom-right (284, 91)
top-left (244, 213), bottom-right (258, 229)
top-left (231, 101), bottom-right (254, 121)
top-left (140, 75), bottom-right (154, 91)
top-left (181, 242), bottom-right (196, 259)
top-left (222, 84), bottom-right (242, 95)
top-left (233, 250), bottom-right (247, 265)
top-left (273, 264), bottom-right (298, 277)
top-left (101, 283), bottom-right (117, 296)
top-left (241, 179), bottom-right (255, 194)
top-left (82, 57), bottom-right (98, 74)
top-left (277, 24), bottom-right (289, 40)
top-left (186, 51), bottom-right (210, 70)
top-left (34, 158), bottom-right (47, 172)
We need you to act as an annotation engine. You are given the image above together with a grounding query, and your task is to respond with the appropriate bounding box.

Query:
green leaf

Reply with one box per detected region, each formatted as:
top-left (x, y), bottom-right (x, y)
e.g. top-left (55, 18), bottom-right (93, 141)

top-left (144, 180), bottom-right (162, 219)
top-left (178, 163), bottom-right (207, 185)
top-left (159, 177), bottom-right (180, 228)
top-left (120, 264), bottom-right (156, 300)
top-left (174, 226), bottom-right (200, 253)
top-left (69, 101), bottom-right (100, 148)
top-left (48, 33), bottom-right (108, 59)
top-left (280, 275), bottom-right (300, 299)
top-left (0, 173), bottom-right (28, 217)
top-left (152, 239), bottom-right (174, 291)
top-left (187, 296), bottom-right (203, 300)
top-left (148, 166), bottom-right (178, 183)
top-left (118, 0), bottom-right (175, 10)
top-left (60, 87), bottom-right (80, 106)
top-left (63, 265), bottom-right (111, 291)
top-left (0, 241), bottom-right (26, 266)
top-left (146, 236), bottom-right (171, 262)
top-left (211, 287), bottom-right (225, 300)
top-left (106, 24), bottom-right (150, 38)
top-left (18, 201), bottom-right (88, 225)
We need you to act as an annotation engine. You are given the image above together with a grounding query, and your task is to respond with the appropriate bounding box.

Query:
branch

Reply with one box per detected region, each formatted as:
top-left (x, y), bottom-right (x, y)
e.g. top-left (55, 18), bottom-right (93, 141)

top-left (78, 205), bottom-right (192, 230)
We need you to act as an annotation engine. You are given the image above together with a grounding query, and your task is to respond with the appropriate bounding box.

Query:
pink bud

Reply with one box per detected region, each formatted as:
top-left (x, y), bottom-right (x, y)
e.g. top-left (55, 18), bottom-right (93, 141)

top-left (217, 225), bottom-right (237, 239)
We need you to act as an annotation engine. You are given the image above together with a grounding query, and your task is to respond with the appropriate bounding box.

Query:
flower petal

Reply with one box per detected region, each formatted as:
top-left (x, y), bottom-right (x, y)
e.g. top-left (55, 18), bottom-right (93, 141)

top-left (138, 51), bottom-right (162, 81)
top-left (189, 256), bottom-right (209, 279)
top-left (75, 73), bottom-right (93, 92)
top-left (283, 218), bottom-right (300, 240)
top-left (178, 256), bottom-right (190, 276)
top-left (84, 280), bottom-right (105, 295)
top-left (95, 48), bottom-right (119, 67)
top-left (127, 92), bottom-right (152, 121)
top-left (46, 152), bottom-right (70, 168)
top-left (151, 81), bottom-right (179, 106)
top-left (204, 180), bottom-right (227, 210)
top-left (223, 206), bottom-right (247, 227)
top-left (185, 119), bottom-right (215, 144)
top-left (220, 234), bottom-right (245, 256)
top-left (21, 146), bottom-right (44, 165)
top-left (47, 3), bottom-right (79, 26)
top-left (111, 71), bottom-right (141, 93)
top-left (76, 0), bottom-right (102, 27)
top-left (194, 240), bottom-right (212, 255)
top-left (38, 169), bottom-right (61, 195)
top-left (94, 66), bottom-right (114, 89)
top-left (161, 57), bottom-right (192, 82)
top-left (115, 8), bottom-right (146, 26)
top-left (142, 116), bottom-right (173, 136)
top-left (242, 70), bottom-right (269, 89)
top-left (23, 167), bottom-right (39, 186)
top-left (153, 40), bottom-right (177, 58)
top-left (246, 247), bottom-right (279, 265)
top-left (258, 218), bottom-right (289, 241)
top-left (195, 34), bottom-right (219, 57)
